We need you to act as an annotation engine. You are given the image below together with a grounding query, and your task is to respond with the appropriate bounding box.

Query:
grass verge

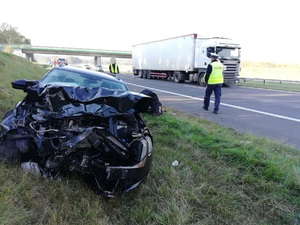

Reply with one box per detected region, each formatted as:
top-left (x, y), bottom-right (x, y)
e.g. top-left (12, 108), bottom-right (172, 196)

top-left (1, 109), bottom-right (300, 224)
top-left (0, 53), bottom-right (300, 224)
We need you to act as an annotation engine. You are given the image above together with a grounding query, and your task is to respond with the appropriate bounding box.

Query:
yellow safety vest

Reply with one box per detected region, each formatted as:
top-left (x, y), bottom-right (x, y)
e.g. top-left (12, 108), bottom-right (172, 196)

top-left (207, 61), bottom-right (224, 84)
top-left (110, 64), bottom-right (118, 74)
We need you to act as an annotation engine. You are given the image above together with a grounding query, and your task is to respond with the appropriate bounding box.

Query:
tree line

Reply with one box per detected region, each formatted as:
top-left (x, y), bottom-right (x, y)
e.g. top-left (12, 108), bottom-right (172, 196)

top-left (0, 23), bottom-right (31, 45)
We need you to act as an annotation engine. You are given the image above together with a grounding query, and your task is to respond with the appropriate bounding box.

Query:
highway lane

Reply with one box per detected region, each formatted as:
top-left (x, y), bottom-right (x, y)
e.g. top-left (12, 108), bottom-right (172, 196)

top-left (118, 74), bottom-right (300, 150)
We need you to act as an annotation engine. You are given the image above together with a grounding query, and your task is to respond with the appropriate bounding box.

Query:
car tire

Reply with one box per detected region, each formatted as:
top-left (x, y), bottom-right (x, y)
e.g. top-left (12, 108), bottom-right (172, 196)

top-left (0, 140), bottom-right (21, 164)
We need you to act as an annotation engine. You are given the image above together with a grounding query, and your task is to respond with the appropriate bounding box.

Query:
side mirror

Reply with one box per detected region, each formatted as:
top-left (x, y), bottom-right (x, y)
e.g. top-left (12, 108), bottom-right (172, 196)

top-left (11, 80), bottom-right (38, 92)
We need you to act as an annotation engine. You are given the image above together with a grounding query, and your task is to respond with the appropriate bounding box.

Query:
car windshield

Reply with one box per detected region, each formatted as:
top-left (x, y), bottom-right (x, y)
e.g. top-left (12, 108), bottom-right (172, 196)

top-left (39, 67), bottom-right (128, 91)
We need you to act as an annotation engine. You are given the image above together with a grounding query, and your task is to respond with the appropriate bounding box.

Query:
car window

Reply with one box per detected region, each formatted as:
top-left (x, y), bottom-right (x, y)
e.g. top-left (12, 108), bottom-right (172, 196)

top-left (100, 79), bottom-right (127, 90)
top-left (39, 69), bottom-right (127, 91)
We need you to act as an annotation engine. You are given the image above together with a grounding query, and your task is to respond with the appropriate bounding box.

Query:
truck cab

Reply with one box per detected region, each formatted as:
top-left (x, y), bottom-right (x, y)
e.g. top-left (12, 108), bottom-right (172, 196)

top-left (195, 38), bottom-right (241, 86)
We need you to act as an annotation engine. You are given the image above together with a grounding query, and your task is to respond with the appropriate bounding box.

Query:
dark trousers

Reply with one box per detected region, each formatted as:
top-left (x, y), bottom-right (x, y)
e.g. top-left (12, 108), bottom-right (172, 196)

top-left (203, 84), bottom-right (222, 111)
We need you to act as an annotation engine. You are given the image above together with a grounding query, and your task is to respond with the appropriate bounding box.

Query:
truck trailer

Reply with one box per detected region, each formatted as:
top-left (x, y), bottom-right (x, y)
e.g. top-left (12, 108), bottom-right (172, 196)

top-left (132, 33), bottom-right (241, 87)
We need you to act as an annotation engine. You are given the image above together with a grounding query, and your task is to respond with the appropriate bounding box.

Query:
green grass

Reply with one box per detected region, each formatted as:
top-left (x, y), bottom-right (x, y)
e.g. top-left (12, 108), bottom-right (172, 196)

top-left (0, 53), bottom-right (46, 116)
top-left (0, 52), bottom-right (300, 224)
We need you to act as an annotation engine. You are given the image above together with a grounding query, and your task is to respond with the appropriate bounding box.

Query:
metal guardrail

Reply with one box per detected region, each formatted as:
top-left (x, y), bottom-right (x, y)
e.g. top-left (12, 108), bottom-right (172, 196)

top-left (237, 77), bottom-right (300, 85)
top-left (236, 77), bottom-right (300, 92)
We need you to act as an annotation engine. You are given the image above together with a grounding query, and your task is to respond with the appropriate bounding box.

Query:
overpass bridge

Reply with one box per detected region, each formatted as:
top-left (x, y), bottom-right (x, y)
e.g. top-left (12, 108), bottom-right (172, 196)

top-left (0, 44), bottom-right (132, 65)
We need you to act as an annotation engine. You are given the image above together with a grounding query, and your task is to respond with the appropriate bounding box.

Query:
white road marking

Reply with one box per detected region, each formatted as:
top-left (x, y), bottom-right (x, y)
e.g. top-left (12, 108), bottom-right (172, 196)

top-left (126, 82), bottom-right (300, 123)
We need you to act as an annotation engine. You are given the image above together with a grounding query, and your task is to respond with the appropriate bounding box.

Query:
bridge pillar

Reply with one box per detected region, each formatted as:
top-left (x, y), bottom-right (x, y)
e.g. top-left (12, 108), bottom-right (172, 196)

top-left (94, 56), bottom-right (102, 66)
top-left (25, 53), bottom-right (35, 62)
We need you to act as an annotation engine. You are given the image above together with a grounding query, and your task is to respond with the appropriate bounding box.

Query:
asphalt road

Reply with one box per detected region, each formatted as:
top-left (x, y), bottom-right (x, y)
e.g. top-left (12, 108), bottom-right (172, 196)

top-left (118, 74), bottom-right (300, 150)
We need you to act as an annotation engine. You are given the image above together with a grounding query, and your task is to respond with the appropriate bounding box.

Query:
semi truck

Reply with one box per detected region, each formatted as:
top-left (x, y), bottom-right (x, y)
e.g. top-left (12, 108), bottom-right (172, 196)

top-left (132, 33), bottom-right (241, 87)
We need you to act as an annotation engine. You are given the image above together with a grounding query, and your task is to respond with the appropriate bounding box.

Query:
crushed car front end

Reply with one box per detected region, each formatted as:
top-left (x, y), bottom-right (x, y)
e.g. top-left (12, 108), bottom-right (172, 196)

top-left (0, 80), bottom-right (154, 197)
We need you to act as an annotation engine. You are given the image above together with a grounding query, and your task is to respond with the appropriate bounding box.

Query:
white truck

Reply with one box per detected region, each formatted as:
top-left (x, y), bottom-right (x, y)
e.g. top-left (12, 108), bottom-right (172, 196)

top-left (132, 33), bottom-right (241, 86)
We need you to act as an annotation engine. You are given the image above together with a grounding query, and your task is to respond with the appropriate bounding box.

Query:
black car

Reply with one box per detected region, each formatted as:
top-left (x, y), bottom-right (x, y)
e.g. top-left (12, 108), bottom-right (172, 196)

top-left (0, 66), bottom-right (153, 197)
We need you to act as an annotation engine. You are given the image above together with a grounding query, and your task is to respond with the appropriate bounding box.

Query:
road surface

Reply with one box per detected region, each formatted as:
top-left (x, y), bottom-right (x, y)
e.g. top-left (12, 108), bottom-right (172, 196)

top-left (118, 74), bottom-right (300, 150)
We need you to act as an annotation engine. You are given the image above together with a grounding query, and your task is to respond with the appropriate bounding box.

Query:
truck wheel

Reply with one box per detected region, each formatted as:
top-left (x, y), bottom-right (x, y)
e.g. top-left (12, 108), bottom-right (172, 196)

top-left (142, 71), bottom-right (147, 79)
top-left (146, 71), bottom-right (151, 79)
top-left (190, 73), bottom-right (198, 83)
top-left (174, 72), bottom-right (184, 83)
top-left (198, 73), bottom-right (206, 86)
top-left (138, 70), bottom-right (143, 78)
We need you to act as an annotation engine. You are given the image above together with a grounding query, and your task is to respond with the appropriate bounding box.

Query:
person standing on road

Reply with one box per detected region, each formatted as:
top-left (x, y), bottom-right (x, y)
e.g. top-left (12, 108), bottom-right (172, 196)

top-left (109, 57), bottom-right (119, 75)
top-left (202, 53), bottom-right (224, 114)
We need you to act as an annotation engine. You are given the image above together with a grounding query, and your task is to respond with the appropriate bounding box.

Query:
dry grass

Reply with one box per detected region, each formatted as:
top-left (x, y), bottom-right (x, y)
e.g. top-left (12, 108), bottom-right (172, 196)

top-left (240, 61), bottom-right (300, 81)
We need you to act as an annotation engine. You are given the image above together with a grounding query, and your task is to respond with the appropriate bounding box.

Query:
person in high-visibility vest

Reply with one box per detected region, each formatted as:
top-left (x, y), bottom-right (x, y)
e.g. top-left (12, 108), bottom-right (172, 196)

top-left (109, 57), bottom-right (119, 74)
top-left (202, 53), bottom-right (224, 114)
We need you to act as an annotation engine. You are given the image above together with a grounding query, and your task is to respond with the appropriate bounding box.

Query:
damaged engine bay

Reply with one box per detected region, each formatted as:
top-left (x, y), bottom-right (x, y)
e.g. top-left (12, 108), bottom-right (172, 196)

top-left (0, 67), bottom-right (154, 197)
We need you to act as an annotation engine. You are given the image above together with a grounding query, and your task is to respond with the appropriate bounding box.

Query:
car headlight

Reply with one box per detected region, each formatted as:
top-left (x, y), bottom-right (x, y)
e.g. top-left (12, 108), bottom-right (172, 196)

top-left (136, 135), bottom-right (153, 161)
top-left (145, 135), bottom-right (153, 155)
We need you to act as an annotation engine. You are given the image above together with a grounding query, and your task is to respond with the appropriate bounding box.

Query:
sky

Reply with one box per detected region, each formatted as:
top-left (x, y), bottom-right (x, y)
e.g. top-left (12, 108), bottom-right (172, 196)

top-left (1, 0), bottom-right (299, 64)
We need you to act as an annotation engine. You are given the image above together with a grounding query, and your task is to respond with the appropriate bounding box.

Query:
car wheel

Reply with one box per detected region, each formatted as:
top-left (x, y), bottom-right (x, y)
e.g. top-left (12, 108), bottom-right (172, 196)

top-left (0, 140), bottom-right (21, 164)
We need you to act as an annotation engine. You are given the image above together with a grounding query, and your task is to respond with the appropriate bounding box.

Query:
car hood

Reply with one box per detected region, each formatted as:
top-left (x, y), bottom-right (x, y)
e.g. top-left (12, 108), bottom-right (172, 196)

top-left (26, 83), bottom-right (152, 114)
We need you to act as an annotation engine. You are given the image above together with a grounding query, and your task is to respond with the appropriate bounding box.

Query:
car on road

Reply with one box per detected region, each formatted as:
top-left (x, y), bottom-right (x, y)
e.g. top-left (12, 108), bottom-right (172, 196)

top-left (83, 64), bottom-right (91, 70)
top-left (0, 66), bottom-right (153, 197)
top-left (55, 58), bottom-right (68, 66)
top-left (92, 65), bottom-right (104, 72)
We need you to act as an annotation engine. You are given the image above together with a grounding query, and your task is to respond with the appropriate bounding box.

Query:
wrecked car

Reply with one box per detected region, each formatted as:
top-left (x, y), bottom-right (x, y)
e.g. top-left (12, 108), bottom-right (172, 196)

top-left (0, 66), bottom-right (154, 197)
